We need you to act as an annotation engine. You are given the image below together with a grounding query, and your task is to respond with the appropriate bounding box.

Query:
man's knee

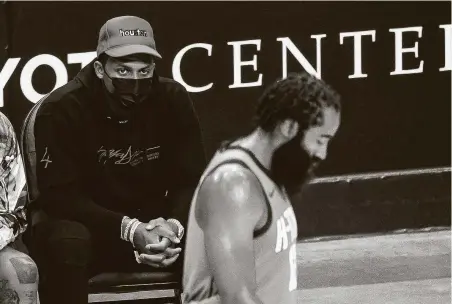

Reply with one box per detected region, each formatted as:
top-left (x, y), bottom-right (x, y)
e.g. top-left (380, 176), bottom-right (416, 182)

top-left (30, 220), bottom-right (92, 267)
top-left (0, 247), bottom-right (39, 286)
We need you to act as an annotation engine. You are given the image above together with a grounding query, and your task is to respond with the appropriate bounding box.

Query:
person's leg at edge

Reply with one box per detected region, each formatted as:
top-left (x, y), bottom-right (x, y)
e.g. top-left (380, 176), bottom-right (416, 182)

top-left (0, 244), bottom-right (39, 304)
top-left (26, 219), bottom-right (92, 304)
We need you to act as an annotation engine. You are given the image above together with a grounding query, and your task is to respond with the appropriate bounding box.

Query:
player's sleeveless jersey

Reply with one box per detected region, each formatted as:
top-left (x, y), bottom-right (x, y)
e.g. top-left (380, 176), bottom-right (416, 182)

top-left (183, 146), bottom-right (298, 304)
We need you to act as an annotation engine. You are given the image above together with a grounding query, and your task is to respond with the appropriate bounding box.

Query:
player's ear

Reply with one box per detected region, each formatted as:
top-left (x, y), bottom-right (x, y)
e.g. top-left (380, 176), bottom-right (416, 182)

top-left (279, 119), bottom-right (299, 140)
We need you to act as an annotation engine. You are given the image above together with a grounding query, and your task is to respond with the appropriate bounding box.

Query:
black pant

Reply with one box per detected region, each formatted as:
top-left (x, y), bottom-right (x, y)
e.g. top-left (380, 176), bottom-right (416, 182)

top-left (25, 219), bottom-right (182, 304)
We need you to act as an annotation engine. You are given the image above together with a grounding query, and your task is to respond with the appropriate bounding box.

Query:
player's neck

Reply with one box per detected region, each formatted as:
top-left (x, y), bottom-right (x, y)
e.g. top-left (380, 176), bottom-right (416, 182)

top-left (234, 128), bottom-right (277, 171)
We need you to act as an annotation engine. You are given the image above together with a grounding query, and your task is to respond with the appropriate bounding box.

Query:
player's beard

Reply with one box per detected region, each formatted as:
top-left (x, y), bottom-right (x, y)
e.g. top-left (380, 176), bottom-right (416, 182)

top-left (271, 133), bottom-right (320, 196)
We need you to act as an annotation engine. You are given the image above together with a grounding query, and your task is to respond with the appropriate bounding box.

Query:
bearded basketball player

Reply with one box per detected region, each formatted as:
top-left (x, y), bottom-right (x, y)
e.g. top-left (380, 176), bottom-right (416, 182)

top-left (182, 72), bottom-right (342, 304)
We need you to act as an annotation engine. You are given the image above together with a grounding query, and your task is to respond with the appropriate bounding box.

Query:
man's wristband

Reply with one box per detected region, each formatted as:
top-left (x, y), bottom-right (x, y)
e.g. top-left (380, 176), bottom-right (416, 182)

top-left (167, 218), bottom-right (185, 240)
top-left (121, 216), bottom-right (141, 244)
top-left (129, 220), bottom-right (141, 244)
top-left (125, 219), bottom-right (138, 241)
top-left (121, 216), bottom-right (130, 241)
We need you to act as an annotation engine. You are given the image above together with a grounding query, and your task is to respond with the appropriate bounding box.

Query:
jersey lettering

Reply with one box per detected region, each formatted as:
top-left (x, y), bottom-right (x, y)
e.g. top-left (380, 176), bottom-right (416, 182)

top-left (275, 206), bottom-right (297, 253)
top-left (284, 207), bottom-right (298, 242)
top-left (275, 216), bottom-right (289, 253)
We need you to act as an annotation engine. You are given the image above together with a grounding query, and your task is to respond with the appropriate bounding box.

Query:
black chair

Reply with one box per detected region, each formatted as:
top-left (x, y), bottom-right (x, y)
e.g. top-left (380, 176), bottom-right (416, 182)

top-left (20, 96), bottom-right (182, 304)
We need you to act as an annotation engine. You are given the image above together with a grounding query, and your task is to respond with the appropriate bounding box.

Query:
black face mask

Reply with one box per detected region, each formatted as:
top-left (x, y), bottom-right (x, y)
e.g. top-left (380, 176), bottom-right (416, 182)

top-left (103, 72), bottom-right (153, 109)
top-left (271, 133), bottom-right (321, 196)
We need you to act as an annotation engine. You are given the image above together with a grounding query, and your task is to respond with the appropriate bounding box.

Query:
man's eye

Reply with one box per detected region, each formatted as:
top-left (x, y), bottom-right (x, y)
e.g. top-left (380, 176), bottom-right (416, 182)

top-left (140, 69), bottom-right (151, 75)
top-left (117, 68), bottom-right (128, 75)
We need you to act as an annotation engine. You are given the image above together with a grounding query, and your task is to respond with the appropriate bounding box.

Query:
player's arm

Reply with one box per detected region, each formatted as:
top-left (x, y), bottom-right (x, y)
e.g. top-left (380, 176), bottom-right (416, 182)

top-left (0, 112), bottom-right (28, 246)
top-left (196, 164), bottom-right (266, 304)
top-left (34, 109), bottom-right (125, 238)
top-left (0, 155), bottom-right (28, 242)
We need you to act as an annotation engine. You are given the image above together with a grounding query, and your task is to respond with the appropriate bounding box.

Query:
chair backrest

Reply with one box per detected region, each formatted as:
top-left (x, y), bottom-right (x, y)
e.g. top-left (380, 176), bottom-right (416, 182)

top-left (20, 95), bottom-right (48, 205)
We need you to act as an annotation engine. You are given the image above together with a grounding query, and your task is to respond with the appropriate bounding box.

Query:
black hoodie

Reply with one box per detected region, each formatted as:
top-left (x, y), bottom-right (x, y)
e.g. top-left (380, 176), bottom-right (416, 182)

top-left (32, 60), bottom-right (206, 239)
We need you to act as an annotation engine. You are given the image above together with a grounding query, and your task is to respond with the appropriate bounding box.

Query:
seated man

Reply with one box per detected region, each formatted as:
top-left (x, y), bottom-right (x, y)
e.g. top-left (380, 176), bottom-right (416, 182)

top-left (0, 112), bottom-right (39, 304)
top-left (23, 16), bottom-right (206, 304)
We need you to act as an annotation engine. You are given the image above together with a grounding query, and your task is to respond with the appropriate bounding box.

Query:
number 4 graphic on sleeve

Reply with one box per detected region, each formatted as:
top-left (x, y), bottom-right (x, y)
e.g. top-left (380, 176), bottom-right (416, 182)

top-left (40, 147), bottom-right (52, 168)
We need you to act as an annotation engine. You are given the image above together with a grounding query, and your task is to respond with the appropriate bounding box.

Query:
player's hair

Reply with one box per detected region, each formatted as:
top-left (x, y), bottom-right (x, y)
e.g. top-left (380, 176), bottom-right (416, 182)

top-left (254, 72), bottom-right (341, 133)
top-left (96, 53), bottom-right (154, 67)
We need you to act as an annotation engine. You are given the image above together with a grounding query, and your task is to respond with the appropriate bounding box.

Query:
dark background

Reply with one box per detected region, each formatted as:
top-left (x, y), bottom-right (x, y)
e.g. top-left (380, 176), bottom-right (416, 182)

top-left (0, 1), bottom-right (450, 236)
top-left (1, 1), bottom-right (450, 176)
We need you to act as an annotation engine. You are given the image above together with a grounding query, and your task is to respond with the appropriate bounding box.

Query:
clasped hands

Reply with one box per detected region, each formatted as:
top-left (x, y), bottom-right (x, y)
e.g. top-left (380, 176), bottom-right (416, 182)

top-left (132, 217), bottom-right (182, 268)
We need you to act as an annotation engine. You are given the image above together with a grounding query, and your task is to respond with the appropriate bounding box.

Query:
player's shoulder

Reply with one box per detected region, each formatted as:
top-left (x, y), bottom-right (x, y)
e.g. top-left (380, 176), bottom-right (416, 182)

top-left (195, 162), bottom-right (267, 228)
top-left (0, 111), bottom-right (15, 142)
top-left (202, 163), bottom-right (264, 204)
top-left (209, 163), bottom-right (256, 185)
top-left (0, 111), bottom-right (13, 128)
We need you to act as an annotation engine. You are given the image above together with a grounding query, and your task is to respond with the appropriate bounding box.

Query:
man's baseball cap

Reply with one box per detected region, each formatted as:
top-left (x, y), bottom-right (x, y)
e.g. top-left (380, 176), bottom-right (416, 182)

top-left (96, 16), bottom-right (162, 59)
